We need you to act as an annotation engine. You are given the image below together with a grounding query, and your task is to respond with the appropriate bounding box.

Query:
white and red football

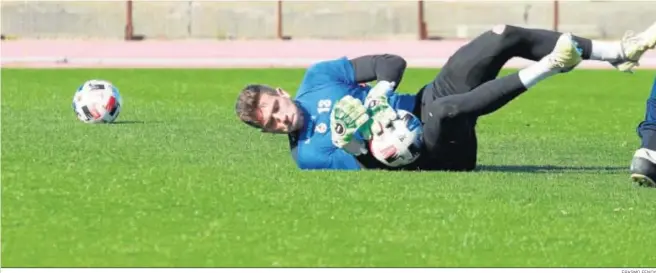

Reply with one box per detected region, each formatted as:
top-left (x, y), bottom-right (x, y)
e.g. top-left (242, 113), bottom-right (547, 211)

top-left (72, 79), bottom-right (123, 124)
top-left (368, 109), bottom-right (424, 168)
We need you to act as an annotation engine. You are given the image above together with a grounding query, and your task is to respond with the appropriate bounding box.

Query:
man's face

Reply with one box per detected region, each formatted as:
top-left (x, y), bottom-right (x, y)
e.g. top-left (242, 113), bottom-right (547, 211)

top-left (256, 88), bottom-right (303, 134)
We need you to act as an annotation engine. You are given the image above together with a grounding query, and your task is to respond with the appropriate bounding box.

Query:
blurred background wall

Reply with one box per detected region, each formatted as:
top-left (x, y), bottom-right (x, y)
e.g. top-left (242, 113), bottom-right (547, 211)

top-left (2, 1), bottom-right (654, 41)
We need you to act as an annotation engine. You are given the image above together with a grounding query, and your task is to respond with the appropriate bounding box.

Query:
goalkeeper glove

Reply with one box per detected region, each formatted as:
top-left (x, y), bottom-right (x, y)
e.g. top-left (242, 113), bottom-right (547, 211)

top-left (364, 81), bottom-right (398, 136)
top-left (330, 95), bottom-right (371, 154)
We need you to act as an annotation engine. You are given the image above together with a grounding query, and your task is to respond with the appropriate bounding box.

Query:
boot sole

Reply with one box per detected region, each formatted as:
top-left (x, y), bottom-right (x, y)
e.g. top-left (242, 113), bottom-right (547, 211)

top-left (630, 173), bottom-right (656, 187)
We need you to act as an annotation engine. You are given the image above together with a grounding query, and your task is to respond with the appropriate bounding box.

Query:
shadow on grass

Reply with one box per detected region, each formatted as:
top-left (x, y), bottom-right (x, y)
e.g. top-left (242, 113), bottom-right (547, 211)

top-left (476, 165), bottom-right (627, 174)
top-left (109, 120), bottom-right (154, 125)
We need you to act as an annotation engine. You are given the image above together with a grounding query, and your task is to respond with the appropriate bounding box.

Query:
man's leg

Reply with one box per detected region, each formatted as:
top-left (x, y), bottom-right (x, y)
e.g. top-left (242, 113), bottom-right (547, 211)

top-left (431, 24), bottom-right (585, 97)
top-left (431, 22), bottom-right (656, 98)
top-left (630, 76), bottom-right (656, 187)
top-left (418, 22), bottom-right (656, 171)
top-left (419, 33), bottom-right (583, 171)
top-left (612, 23), bottom-right (656, 72)
top-left (419, 25), bottom-right (606, 171)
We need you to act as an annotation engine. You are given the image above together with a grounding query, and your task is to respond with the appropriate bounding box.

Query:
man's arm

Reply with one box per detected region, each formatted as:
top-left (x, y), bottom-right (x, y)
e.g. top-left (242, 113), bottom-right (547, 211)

top-left (350, 54), bottom-right (407, 89)
top-left (300, 55), bottom-right (406, 91)
top-left (349, 55), bottom-right (406, 129)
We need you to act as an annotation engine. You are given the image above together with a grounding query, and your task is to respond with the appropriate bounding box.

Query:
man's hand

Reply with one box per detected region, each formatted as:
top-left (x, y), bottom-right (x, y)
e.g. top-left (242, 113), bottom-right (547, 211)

top-left (330, 95), bottom-right (371, 151)
top-left (364, 81), bottom-right (398, 135)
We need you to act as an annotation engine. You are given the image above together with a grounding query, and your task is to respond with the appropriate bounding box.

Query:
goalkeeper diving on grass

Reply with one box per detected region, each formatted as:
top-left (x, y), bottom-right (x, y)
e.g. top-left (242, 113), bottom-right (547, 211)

top-left (235, 23), bottom-right (656, 171)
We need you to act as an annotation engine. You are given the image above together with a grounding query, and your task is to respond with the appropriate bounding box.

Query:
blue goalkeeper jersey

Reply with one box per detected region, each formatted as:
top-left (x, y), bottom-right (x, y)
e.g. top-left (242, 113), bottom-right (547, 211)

top-left (288, 57), bottom-right (417, 170)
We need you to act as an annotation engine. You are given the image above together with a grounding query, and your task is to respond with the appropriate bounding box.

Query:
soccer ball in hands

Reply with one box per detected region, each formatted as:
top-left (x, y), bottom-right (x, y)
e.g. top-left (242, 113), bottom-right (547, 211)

top-left (368, 109), bottom-right (424, 168)
top-left (72, 79), bottom-right (123, 123)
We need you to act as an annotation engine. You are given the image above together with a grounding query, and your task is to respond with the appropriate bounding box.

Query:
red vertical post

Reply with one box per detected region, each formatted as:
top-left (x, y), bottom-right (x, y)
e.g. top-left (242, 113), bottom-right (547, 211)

top-left (125, 0), bottom-right (134, 40)
top-left (276, 0), bottom-right (283, 39)
top-left (418, 0), bottom-right (427, 40)
top-left (553, 0), bottom-right (560, 32)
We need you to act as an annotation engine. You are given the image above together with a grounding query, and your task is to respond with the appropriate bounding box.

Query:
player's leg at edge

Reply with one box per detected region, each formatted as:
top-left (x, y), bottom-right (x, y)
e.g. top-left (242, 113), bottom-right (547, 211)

top-left (611, 22), bottom-right (656, 73)
top-left (630, 76), bottom-right (656, 187)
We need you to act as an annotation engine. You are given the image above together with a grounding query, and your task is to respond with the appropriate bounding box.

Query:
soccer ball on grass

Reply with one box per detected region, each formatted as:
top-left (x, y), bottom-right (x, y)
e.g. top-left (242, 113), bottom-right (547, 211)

top-left (368, 109), bottom-right (424, 168)
top-left (72, 79), bottom-right (123, 124)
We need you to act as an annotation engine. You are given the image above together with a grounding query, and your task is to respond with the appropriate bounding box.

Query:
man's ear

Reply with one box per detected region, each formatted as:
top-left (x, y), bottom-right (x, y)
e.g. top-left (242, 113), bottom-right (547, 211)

top-left (276, 87), bottom-right (290, 98)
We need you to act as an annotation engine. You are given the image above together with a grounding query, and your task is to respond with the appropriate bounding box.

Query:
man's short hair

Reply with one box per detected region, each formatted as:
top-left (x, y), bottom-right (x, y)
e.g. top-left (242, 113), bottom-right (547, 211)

top-left (235, 84), bottom-right (278, 129)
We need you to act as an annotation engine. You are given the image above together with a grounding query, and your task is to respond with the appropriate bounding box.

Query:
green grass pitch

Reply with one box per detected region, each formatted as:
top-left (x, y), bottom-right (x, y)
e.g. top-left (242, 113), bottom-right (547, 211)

top-left (2, 68), bottom-right (656, 267)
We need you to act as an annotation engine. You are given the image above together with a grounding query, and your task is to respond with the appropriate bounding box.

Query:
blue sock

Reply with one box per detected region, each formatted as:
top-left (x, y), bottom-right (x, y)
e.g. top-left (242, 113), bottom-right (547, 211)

top-left (641, 125), bottom-right (656, 150)
top-left (638, 76), bottom-right (656, 151)
top-left (650, 77), bottom-right (656, 99)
